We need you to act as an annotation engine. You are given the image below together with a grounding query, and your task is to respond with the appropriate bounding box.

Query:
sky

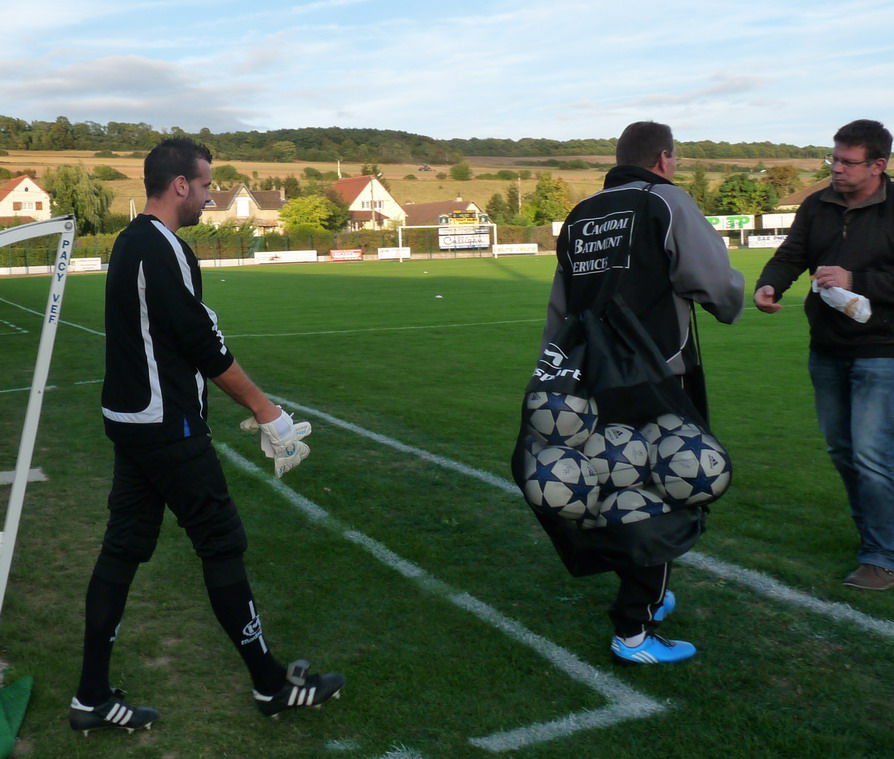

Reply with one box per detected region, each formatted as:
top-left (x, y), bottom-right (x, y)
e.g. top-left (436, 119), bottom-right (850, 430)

top-left (3, 0), bottom-right (894, 147)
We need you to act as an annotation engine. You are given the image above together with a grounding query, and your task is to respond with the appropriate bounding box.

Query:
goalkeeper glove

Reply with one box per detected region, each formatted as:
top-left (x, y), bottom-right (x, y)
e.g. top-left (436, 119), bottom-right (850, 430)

top-left (240, 408), bottom-right (311, 479)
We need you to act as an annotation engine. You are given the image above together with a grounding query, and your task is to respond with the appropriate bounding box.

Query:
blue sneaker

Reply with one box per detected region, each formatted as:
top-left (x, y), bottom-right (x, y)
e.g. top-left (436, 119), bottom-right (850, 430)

top-left (611, 633), bottom-right (696, 665)
top-left (653, 589), bottom-right (676, 623)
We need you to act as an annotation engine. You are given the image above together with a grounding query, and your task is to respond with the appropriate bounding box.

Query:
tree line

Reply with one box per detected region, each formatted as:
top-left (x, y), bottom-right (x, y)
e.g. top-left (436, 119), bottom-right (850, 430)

top-left (0, 115), bottom-right (829, 163)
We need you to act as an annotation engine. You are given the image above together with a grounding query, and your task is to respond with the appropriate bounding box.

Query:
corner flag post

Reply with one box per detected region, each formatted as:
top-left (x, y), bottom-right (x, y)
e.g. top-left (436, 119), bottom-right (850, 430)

top-left (0, 216), bottom-right (77, 616)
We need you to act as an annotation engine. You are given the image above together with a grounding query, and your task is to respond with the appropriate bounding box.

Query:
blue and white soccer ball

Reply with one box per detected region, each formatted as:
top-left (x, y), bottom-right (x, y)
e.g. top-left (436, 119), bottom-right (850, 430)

top-left (586, 485), bottom-right (670, 528)
top-left (525, 391), bottom-right (599, 449)
top-left (522, 445), bottom-right (600, 521)
top-left (639, 413), bottom-right (688, 444)
top-left (583, 423), bottom-right (651, 492)
top-left (649, 427), bottom-right (732, 506)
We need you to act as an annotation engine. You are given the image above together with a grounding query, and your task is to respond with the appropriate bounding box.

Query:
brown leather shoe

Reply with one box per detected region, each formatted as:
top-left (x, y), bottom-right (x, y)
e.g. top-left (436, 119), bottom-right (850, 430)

top-left (843, 563), bottom-right (894, 590)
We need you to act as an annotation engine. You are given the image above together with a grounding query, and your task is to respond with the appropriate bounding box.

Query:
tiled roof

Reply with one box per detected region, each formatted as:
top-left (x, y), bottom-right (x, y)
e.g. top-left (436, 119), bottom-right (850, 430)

top-left (401, 199), bottom-right (482, 227)
top-left (0, 175), bottom-right (48, 205)
top-left (206, 186), bottom-right (239, 210)
top-left (778, 178), bottom-right (831, 206)
top-left (251, 190), bottom-right (288, 210)
top-left (205, 184), bottom-right (286, 211)
top-left (332, 175), bottom-right (376, 205)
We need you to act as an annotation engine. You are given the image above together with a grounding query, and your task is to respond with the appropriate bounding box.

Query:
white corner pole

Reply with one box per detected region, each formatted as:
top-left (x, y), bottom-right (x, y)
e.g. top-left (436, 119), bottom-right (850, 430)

top-left (0, 215), bottom-right (77, 616)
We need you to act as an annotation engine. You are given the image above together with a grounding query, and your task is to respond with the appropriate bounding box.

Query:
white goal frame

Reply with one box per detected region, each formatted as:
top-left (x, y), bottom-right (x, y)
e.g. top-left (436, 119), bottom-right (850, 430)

top-left (0, 216), bottom-right (77, 616)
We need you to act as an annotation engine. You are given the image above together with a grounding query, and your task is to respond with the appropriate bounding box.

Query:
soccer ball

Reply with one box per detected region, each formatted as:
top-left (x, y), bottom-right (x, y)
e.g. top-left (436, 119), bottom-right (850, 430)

top-left (525, 392), bottom-right (599, 448)
top-left (639, 413), bottom-right (688, 444)
top-left (522, 445), bottom-right (600, 521)
top-left (649, 427), bottom-right (731, 506)
top-left (586, 486), bottom-right (670, 528)
top-left (583, 423), bottom-right (651, 492)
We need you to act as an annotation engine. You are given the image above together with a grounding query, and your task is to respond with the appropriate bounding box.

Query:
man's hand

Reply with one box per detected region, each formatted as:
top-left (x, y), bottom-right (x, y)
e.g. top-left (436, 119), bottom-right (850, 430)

top-left (814, 265), bottom-right (850, 290)
top-left (240, 409), bottom-right (312, 478)
top-left (754, 285), bottom-right (782, 313)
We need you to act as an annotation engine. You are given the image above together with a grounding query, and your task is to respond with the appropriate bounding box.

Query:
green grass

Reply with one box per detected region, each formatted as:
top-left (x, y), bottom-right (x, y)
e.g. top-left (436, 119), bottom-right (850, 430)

top-left (0, 252), bottom-right (892, 758)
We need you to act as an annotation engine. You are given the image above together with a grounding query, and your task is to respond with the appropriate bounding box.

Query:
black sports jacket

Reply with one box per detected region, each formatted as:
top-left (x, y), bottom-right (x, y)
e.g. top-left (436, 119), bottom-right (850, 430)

top-left (101, 214), bottom-right (235, 444)
top-left (542, 166), bottom-right (744, 374)
top-left (756, 175), bottom-right (894, 357)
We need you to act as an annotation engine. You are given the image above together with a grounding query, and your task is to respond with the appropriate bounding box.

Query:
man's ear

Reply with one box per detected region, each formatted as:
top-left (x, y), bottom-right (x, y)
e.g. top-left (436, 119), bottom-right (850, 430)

top-left (172, 175), bottom-right (190, 198)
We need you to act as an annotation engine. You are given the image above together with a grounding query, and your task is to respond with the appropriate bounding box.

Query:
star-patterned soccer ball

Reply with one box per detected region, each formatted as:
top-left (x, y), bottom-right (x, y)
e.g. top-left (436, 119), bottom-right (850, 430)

top-left (586, 485), bottom-right (670, 528)
top-left (583, 423), bottom-right (651, 492)
top-left (639, 413), bottom-right (688, 444)
top-left (524, 391), bottom-right (599, 449)
top-left (522, 445), bottom-right (600, 521)
top-left (649, 427), bottom-right (731, 506)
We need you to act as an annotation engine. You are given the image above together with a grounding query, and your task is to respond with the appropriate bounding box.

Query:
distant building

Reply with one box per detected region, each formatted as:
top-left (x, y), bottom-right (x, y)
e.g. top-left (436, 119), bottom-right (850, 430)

top-left (401, 197), bottom-right (487, 227)
top-left (201, 184), bottom-right (288, 234)
top-left (0, 175), bottom-right (51, 225)
top-left (331, 175), bottom-right (406, 231)
top-left (777, 178), bottom-right (831, 210)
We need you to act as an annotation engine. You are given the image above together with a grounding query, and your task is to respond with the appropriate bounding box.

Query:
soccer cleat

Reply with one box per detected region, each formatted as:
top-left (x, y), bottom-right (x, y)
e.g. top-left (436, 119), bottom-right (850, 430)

top-left (69, 689), bottom-right (160, 736)
top-left (253, 659), bottom-right (345, 718)
top-left (653, 589), bottom-right (676, 622)
top-left (611, 633), bottom-right (696, 665)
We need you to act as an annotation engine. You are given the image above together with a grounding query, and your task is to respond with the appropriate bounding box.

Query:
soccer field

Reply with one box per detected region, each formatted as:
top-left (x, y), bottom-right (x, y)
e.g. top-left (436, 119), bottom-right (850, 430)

top-left (0, 253), bottom-right (891, 758)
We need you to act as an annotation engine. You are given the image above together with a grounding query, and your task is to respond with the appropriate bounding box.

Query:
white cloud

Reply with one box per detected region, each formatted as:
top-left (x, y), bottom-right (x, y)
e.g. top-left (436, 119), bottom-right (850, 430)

top-left (2, 0), bottom-right (894, 144)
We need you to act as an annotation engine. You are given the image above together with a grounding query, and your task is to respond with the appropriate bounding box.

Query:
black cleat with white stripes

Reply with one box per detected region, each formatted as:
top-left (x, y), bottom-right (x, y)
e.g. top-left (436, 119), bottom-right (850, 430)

top-left (69, 689), bottom-right (160, 736)
top-left (253, 659), bottom-right (345, 718)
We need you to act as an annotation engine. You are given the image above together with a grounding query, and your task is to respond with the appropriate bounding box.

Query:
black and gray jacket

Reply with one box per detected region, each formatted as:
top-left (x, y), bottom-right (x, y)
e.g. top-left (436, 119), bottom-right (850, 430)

top-left (756, 175), bottom-right (894, 357)
top-left (101, 214), bottom-right (235, 445)
top-left (542, 166), bottom-right (744, 374)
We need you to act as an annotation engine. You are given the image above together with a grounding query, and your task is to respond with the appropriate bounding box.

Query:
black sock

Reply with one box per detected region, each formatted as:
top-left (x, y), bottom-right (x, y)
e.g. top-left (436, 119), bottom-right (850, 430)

top-left (206, 578), bottom-right (285, 695)
top-left (76, 574), bottom-right (131, 706)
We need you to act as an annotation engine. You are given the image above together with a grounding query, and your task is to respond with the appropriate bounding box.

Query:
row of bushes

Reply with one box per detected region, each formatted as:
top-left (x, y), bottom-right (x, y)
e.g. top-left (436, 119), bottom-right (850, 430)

top-left (0, 224), bottom-right (560, 268)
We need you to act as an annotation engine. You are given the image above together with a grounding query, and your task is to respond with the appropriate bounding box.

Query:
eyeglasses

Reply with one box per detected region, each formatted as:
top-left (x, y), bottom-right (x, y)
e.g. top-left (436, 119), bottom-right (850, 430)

top-left (825, 153), bottom-right (874, 167)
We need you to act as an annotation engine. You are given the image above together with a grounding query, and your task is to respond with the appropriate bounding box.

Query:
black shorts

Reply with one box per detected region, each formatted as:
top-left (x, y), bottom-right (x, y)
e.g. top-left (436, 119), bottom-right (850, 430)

top-left (96, 435), bottom-right (248, 587)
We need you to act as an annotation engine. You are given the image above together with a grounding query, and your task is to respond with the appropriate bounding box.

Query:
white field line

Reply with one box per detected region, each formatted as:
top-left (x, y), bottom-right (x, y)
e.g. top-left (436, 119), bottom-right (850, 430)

top-left (224, 318), bottom-right (542, 339)
top-left (0, 296), bottom-right (105, 336)
top-left (0, 385), bottom-right (56, 394)
top-left (270, 393), bottom-right (894, 641)
top-left (3, 373), bottom-right (891, 641)
top-left (0, 319), bottom-right (28, 335)
top-left (218, 444), bottom-right (666, 753)
top-left (0, 468), bottom-right (46, 485)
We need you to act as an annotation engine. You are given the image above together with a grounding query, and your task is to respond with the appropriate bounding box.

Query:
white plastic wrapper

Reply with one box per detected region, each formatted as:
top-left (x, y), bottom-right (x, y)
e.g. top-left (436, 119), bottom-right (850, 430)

top-left (811, 279), bottom-right (872, 323)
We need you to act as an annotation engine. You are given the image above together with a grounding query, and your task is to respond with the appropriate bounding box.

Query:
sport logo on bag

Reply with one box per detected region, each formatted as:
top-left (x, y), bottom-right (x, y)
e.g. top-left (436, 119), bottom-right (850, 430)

top-left (534, 343), bottom-right (581, 383)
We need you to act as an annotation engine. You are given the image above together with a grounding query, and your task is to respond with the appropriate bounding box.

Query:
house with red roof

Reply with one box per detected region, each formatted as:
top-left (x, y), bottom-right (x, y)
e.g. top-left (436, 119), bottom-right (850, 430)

top-left (201, 184), bottom-right (289, 234)
top-left (331, 175), bottom-right (406, 231)
top-left (0, 175), bottom-right (51, 225)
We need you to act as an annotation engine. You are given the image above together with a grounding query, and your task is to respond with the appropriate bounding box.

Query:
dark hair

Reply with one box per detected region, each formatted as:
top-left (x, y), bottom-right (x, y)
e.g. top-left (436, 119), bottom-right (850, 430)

top-left (616, 121), bottom-right (674, 169)
top-left (833, 119), bottom-right (893, 162)
top-left (143, 137), bottom-right (213, 197)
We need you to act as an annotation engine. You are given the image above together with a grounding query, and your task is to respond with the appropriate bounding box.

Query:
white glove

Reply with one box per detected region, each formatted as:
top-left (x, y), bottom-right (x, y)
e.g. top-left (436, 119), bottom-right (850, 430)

top-left (240, 408), bottom-right (312, 478)
top-left (812, 279), bottom-right (872, 323)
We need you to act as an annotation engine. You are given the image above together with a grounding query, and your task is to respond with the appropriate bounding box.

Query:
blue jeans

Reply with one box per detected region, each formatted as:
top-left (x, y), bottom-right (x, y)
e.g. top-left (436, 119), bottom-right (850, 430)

top-left (808, 351), bottom-right (894, 570)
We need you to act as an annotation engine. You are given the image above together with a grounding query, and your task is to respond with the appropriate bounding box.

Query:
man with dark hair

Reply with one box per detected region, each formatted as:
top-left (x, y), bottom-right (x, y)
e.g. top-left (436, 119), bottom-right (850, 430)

top-left (141, 137), bottom-right (213, 198)
top-left (537, 121), bottom-right (743, 664)
top-left (614, 121), bottom-right (674, 168)
top-left (70, 138), bottom-right (344, 735)
top-left (755, 119), bottom-right (894, 591)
